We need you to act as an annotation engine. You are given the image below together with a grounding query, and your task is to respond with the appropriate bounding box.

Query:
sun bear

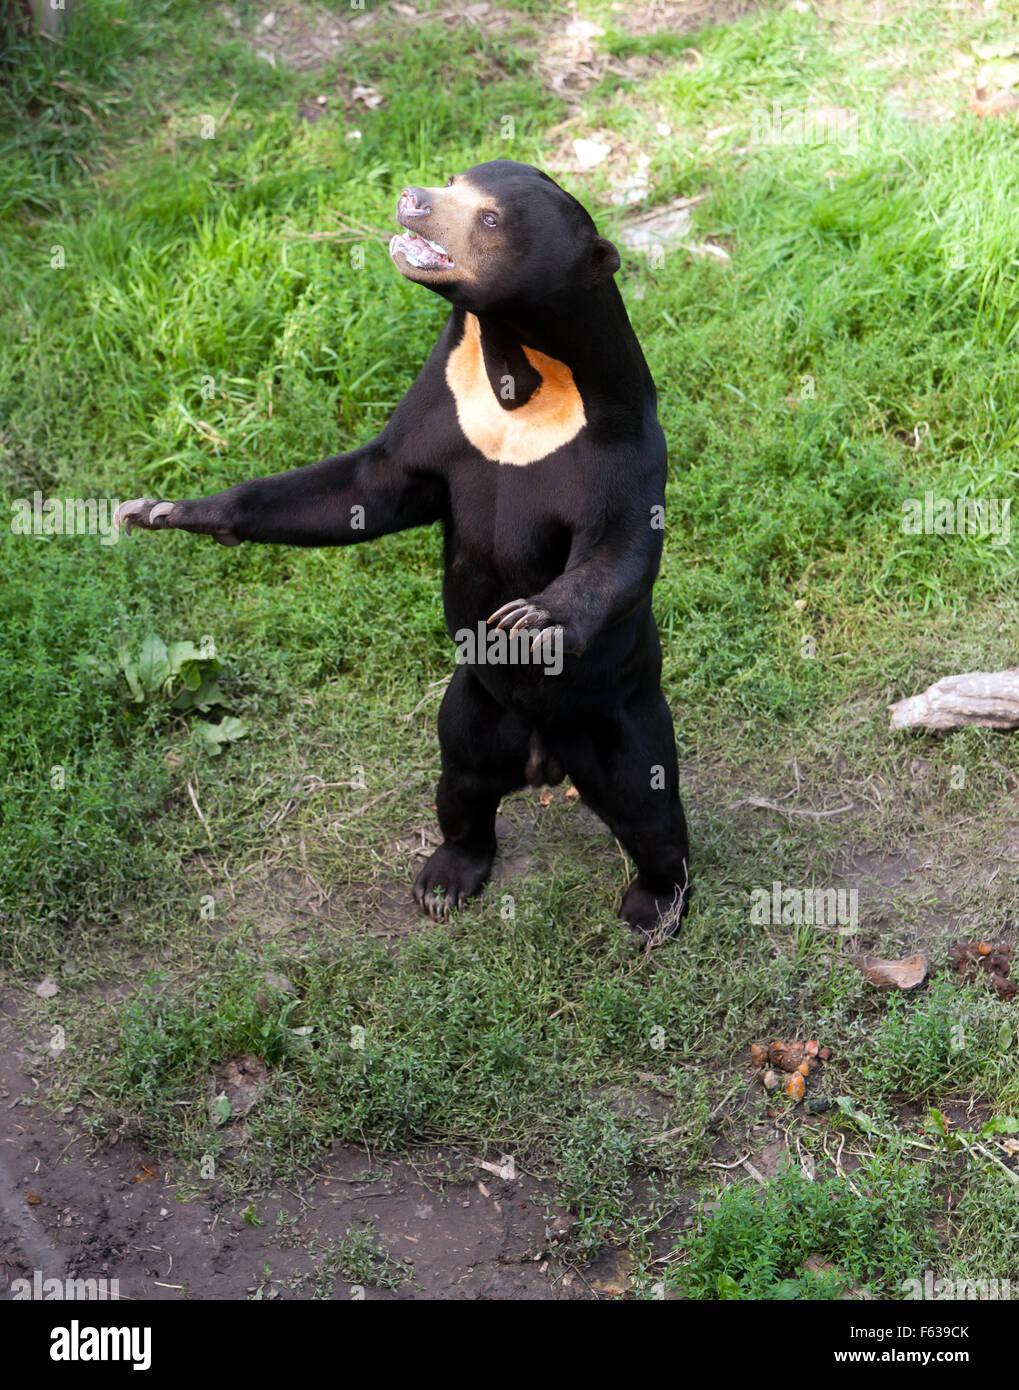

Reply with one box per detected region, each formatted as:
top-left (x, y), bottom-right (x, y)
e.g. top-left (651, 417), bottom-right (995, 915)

top-left (116, 160), bottom-right (691, 942)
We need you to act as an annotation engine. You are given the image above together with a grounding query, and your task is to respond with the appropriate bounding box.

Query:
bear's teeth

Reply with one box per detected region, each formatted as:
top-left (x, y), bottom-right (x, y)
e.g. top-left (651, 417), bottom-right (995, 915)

top-left (390, 232), bottom-right (453, 267)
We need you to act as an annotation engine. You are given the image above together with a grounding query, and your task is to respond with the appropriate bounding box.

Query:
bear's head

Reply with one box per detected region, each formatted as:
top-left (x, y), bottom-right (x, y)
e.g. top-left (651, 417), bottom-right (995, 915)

top-left (389, 160), bottom-right (620, 314)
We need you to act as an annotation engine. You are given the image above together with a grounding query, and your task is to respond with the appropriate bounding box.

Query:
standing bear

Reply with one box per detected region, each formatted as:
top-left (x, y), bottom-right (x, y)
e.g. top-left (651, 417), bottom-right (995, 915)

top-left (117, 160), bottom-right (691, 942)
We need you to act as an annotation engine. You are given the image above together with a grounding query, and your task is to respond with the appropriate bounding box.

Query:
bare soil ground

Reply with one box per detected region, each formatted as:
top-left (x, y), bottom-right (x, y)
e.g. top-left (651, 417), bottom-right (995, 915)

top-left (0, 997), bottom-right (625, 1300)
top-left (4, 774), bottom-right (1015, 1300)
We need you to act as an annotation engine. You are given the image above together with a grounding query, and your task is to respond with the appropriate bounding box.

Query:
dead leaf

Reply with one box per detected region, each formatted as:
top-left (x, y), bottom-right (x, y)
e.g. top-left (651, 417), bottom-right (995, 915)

top-left (26, 1193), bottom-right (41, 1204)
top-left (573, 137), bottom-right (611, 168)
top-left (34, 978), bottom-right (59, 999)
top-left (969, 87), bottom-right (1019, 117)
top-left (854, 953), bottom-right (928, 990)
top-left (351, 85), bottom-right (385, 110)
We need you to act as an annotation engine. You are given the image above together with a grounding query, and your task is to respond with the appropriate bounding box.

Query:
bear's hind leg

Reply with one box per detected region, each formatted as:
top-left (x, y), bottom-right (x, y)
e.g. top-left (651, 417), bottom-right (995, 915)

top-left (555, 693), bottom-right (691, 945)
top-left (414, 667), bottom-right (531, 919)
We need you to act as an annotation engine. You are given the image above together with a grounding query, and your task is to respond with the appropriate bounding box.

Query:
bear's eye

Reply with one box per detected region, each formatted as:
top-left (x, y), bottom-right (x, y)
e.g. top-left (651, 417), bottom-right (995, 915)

top-left (481, 210), bottom-right (498, 228)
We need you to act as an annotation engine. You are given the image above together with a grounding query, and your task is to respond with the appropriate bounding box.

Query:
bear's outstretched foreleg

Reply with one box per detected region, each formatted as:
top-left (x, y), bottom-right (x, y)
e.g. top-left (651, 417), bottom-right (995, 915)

top-left (115, 439), bottom-right (446, 548)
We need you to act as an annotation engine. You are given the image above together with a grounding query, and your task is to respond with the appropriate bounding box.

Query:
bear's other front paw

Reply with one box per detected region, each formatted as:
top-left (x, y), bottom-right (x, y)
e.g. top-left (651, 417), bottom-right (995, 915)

top-left (413, 842), bottom-right (495, 919)
top-left (114, 498), bottom-right (178, 535)
top-left (620, 878), bottom-right (691, 948)
top-left (487, 598), bottom-right (565, 655)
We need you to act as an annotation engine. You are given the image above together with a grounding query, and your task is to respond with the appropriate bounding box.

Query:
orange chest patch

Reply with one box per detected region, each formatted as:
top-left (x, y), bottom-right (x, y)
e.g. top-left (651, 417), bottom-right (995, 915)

top-left (445, 313), bottom-right (586, 466)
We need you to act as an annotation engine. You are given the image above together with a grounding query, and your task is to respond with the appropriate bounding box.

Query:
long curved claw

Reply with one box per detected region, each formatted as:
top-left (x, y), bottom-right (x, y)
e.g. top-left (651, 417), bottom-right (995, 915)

top-left (487, 597), bottom-right (528, 628)
top-left (113, 499), bottom-right (149, 535)
top-left (114, 498), bottom-right (177, 535)
top-left (486, 597), bottom-right (565, 663)
top-left (487, 598), bottom-right (552, 632)
top-left (529, 625), bottom-right (564, 658)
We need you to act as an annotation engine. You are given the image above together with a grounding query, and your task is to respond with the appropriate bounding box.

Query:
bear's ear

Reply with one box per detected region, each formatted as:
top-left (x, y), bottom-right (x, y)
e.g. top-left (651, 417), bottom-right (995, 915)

top-left (591, 235), bottom-right (621, 282)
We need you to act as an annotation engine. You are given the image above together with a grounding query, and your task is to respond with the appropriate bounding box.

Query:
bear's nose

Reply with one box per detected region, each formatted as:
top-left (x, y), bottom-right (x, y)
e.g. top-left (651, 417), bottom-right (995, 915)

top-left (398, 188), bottom-right (430, 217)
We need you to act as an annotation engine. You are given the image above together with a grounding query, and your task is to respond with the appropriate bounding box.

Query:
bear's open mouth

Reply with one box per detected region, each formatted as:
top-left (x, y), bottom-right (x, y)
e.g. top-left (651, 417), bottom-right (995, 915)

top-left (389, 231), bottom-right (454, 270)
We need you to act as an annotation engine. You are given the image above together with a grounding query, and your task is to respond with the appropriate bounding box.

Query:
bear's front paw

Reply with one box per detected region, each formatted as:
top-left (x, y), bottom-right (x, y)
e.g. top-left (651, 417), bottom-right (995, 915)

top-left (620, 879), bottom-right (691, 948)
top-left (413, 842), bottom-right (495, 919)
top-left (487, 598), bottom-right (564, 655)
top-left (114, 498), bottom-right (178, 535)
top-left (115, 497), bottom-right (242, 546)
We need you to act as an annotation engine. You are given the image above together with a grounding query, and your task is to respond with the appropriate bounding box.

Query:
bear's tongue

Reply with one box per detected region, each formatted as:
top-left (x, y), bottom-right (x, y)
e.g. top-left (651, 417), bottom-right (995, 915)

top-left (389, 231), bottom-right (454, 269)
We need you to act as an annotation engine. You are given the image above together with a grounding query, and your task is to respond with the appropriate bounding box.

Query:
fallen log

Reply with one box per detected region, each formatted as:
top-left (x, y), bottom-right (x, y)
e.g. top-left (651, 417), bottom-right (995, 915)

top-left (888, 668), bottom-right (1019, 732)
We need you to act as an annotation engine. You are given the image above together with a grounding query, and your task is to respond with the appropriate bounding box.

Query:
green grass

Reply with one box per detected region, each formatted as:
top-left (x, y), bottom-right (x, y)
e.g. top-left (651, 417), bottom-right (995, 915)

top-left (310, 1225), bottom-right (411, 1294)
top-left (3, 0), bottom-right (1019, 1295)
top-left (679, 1160), bottom-right (941, 1300)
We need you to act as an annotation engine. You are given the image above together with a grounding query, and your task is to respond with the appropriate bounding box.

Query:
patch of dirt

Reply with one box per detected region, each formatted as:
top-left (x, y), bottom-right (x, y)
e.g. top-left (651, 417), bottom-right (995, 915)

top-left (593, 1081), bottom-right (675, 1130)
top-left (209, 786), bottom-right (611, 948)
top-left (835, 844), bottom-right (1016, 963)
top-left (833, 849), bottom-right (947, 941)
top-left (607, 0), bottom-right (759, 37)
top-left (893, 1097), bottom-right (987, 1130)
top-left (716, 1107), bottom-right (869, 1191)
top-left (538, 18), bottom-right (666, 108)
top-left (220, 2), bottom-right (377, 72)
top-left (830, 2), bottom-right (1019, 126)
top-left (224, 1), bottom-right (519, 75)
top-left (210, 1054), bottom-right (269, 1119)
top-left (216, 863), bottom-right (349, 939)
top-left (0, 1002), bottom-right (637, 1301)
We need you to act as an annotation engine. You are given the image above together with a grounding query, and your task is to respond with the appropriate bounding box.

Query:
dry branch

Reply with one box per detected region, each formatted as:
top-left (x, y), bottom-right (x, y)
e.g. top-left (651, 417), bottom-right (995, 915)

top-left (888, 668), bottom-right (1019, 732)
